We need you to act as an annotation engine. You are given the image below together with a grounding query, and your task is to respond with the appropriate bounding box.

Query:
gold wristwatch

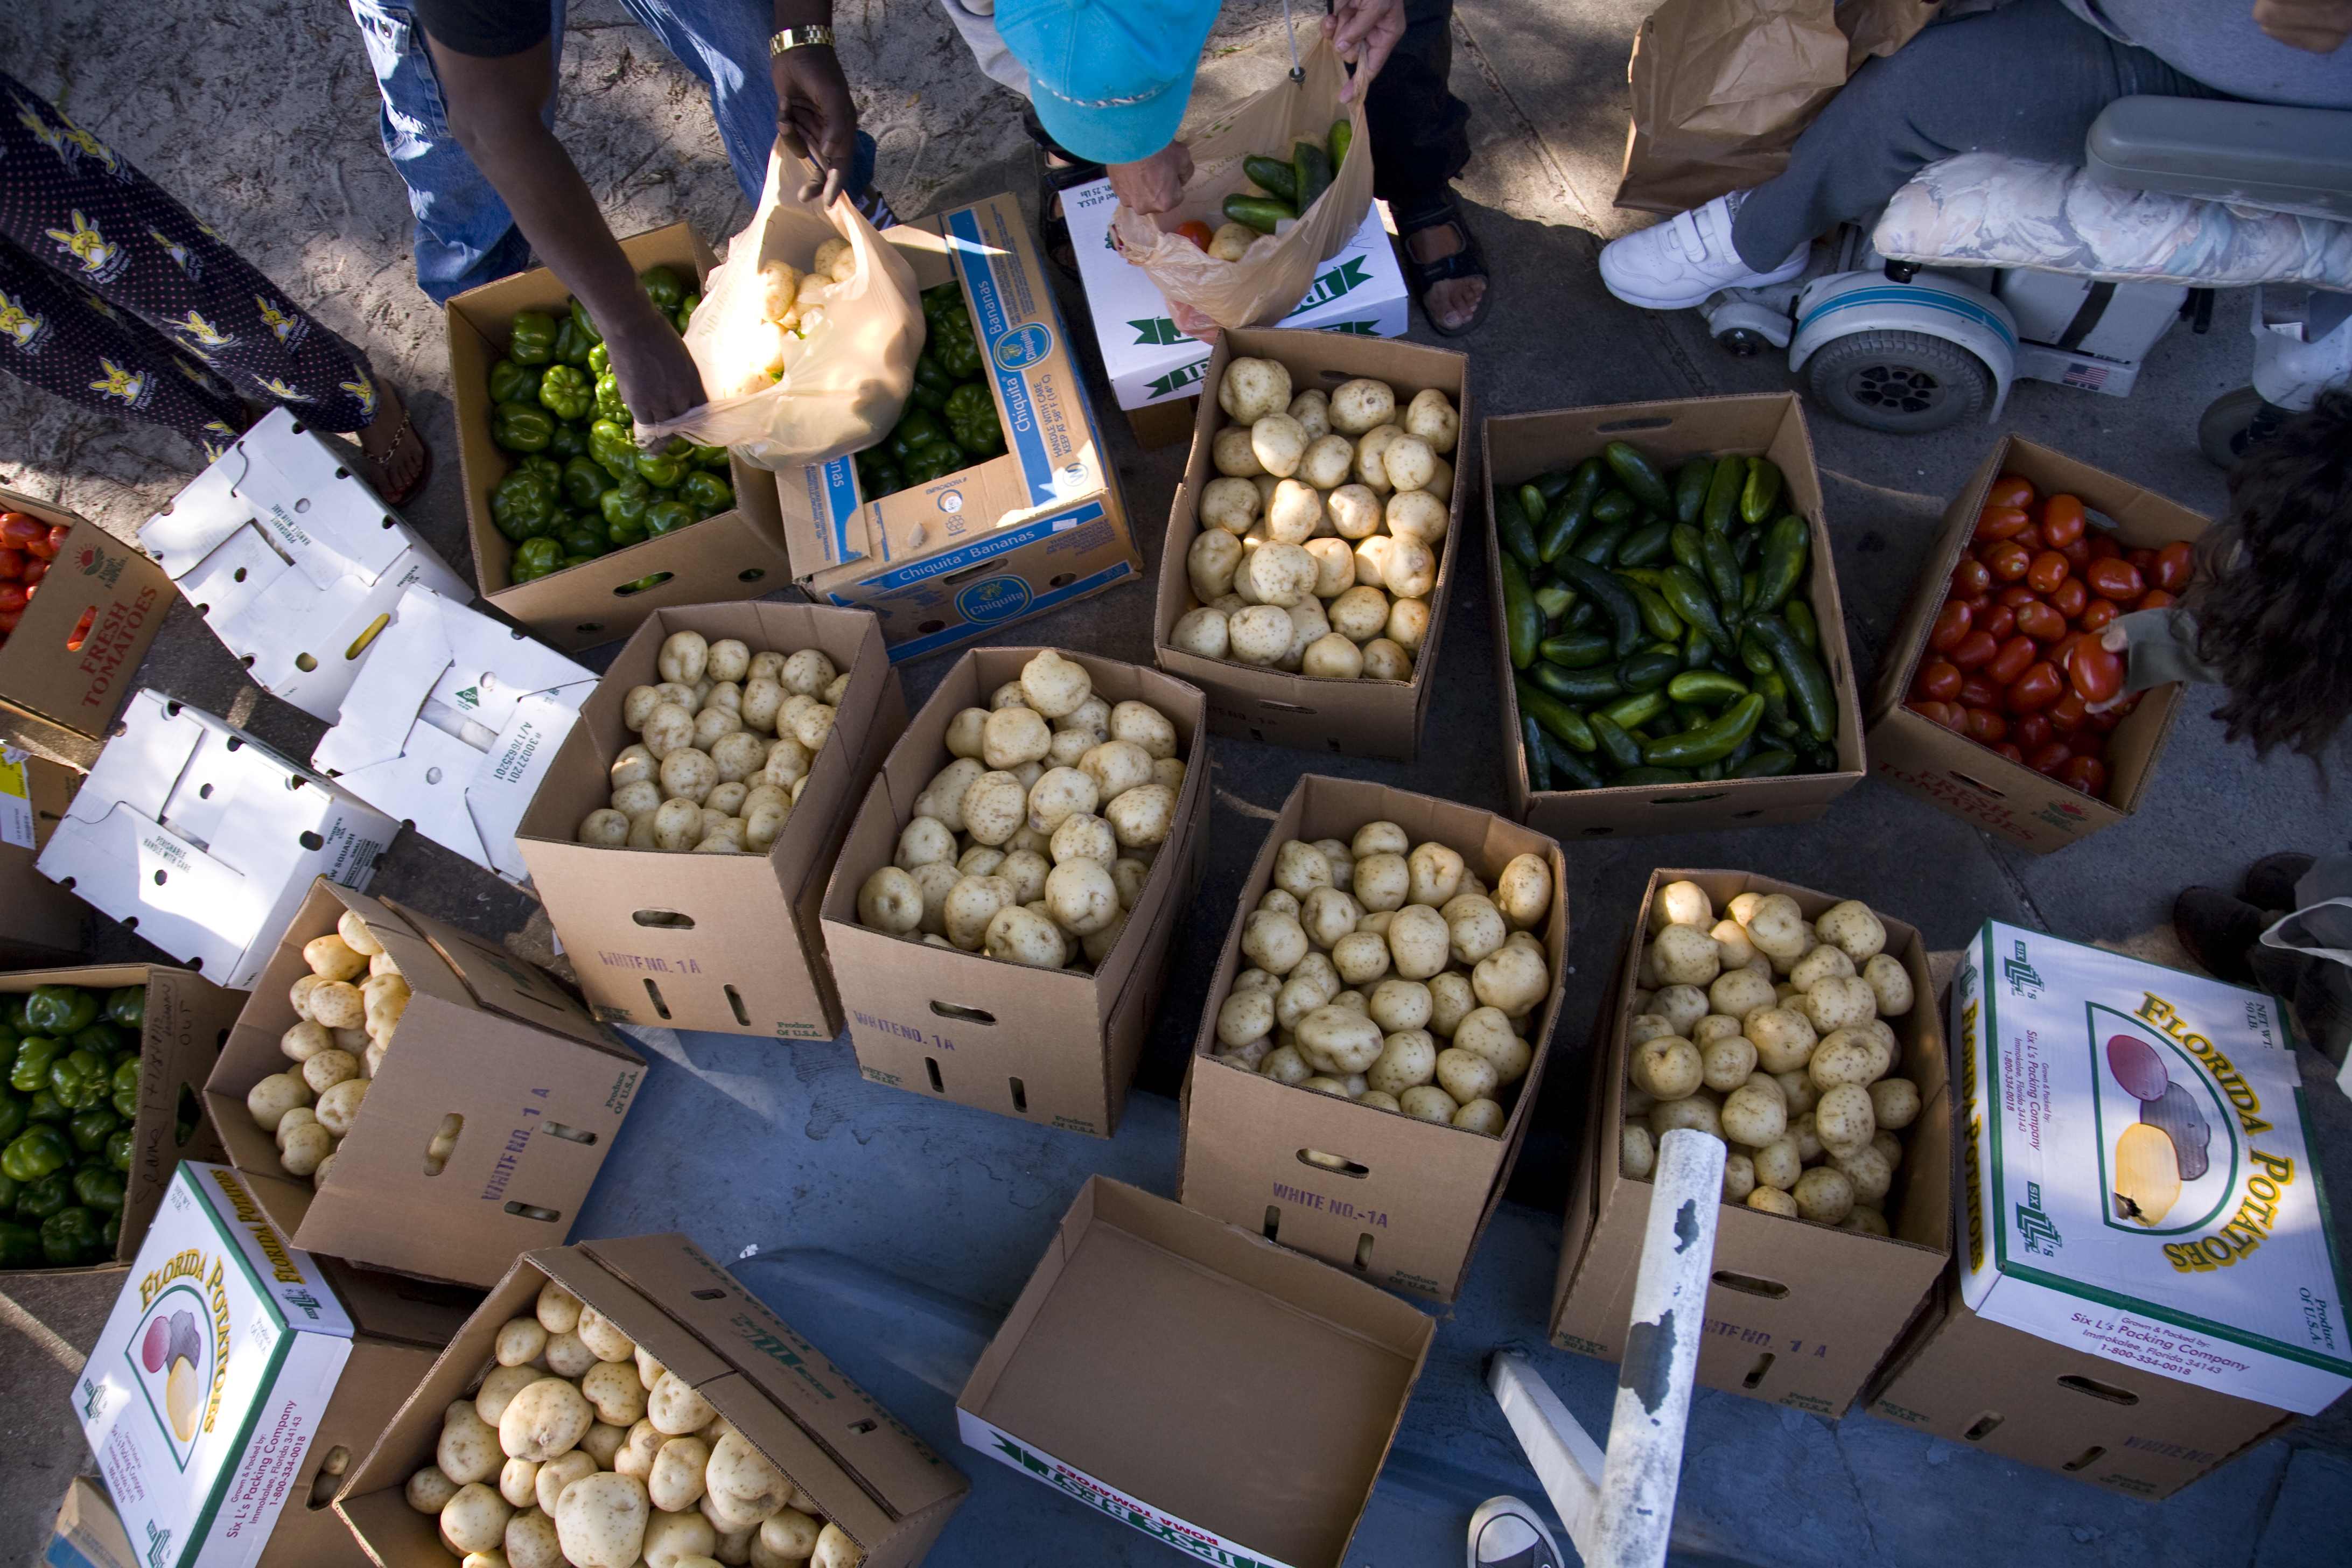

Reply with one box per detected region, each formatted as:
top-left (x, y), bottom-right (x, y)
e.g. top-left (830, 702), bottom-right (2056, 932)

top-left (768, 24), bottom-right (836, 53)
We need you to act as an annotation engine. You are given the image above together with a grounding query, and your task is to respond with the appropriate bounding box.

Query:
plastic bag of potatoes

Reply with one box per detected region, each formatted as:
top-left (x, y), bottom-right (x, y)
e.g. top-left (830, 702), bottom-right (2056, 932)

top-left (244, 910), bottom-right (411, 1189)
top-left (1207, 823), bottom-right (1555, 1138)
top-left (405, 1277), bottom-right (865, 1568)
top-left (856, 650), bottom-right (1187, 973)
top-left (1619, 880), bottom-right (1921, 1232)
top-left (578, 632), bottom-right (852, 856)
top-left (1173, 358), bottom-right (1459, 683)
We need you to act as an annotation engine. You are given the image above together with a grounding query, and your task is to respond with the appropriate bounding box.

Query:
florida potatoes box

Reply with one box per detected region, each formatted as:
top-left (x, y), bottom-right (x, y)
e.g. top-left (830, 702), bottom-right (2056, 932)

top-left (1156, 330), bottom-right (1473, 762)
top-left (778, 194), bottom-right (1141, 661)
top-left (337, 1233), bottom-right (970, 1568)
top-left (203, 882), bottom-right (642, 1287)
top-left (1482, 395), bottom-right (1866, 837)
top-left (74, 1163), bottom-right (477, 1568)
top-left (1548, 870), bottom-right (1951, 1418)
top-left (820, 648), bottom-right (1209, 1138)
top-left (1864, 437), bottom-right (2204, 852)
top-left (447, 222), bottom-right (795, 653)
top-left (1178, 774), bottom-right (1569, 1303)
top-left (1950, 920), bottom-right (2351, 1413)
top-left (961, 1178), bottom-right (1433, 1568)
top-left (515, 600), bottom-right (905, 1040)
top-left (0, 489), bottom-right (172, 770)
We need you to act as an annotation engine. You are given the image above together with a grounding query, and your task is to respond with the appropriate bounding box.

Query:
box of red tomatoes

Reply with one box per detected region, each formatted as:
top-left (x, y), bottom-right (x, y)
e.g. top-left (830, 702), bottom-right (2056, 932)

top-left (0, 490), bottom-right (174, 769)
top-left (1862, 438), bottom-right (2205, 853)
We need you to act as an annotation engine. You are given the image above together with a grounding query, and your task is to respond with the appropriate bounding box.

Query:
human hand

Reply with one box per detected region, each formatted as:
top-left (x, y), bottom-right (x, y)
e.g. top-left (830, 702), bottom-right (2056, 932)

top-left (603, 311), bottom-right (708, 430)
top-left (774, 44), bottom-right (858, 202)
top-left (2253, 0), bottom-right (2352, 52)
top-left (1325, 0), bottom-right (1408, 99)
top-left (1109, 142), bottom-right (1194, 215)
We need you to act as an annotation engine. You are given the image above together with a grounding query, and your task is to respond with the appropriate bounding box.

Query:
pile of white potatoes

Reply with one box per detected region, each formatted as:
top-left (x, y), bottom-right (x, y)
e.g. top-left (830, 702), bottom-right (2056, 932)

top-left (1620, 881), bottom-right (1921, 1232)
top-left (404, 1277), bottom-right (863, 1568)
top-left (730, 238), bottom-right (862, 395)
top-left (1172, 358), bottom-right (1458, 683)
top-left (243, 909), bottom-right (412, 1188)
top-left (577, 632), bottom-right (853, 855)
top-left (855, 650), bottom-right (1186, 972)
top-left (1207, 824), bottom-right (1555, 1139)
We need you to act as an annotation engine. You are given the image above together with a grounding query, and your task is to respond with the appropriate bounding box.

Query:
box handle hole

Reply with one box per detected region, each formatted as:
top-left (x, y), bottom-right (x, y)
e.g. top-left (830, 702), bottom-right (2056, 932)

top-left (1595, 417), bottom-right (1674, 433)
top-left (2062, 1445), bottom-right (2108, 1472)
top-left (1950, 770), bottom-right (2006, 799)
top-left (925, 1057), bottom-right (943, 1093)
top-left (345, 613), bottom-right (391, 662)
top-left (174, 1084), bottom-right (201, 1147)
top-left (848, 1419), bottom-right (877, 1434)
top-left (299, 830), bottom-right (325, 850)
top-left (542, 1122), bottom-right (596, 1145)
top-left (1742, 1353), bottom-right (1775, 1390)
top-left (424, 1112), bottom-right (464, 1175)
top-left (2057, 1375), bottom-right (2138, 1406)
top-left (1581, 826), bottom-right (1616, 836)
top-left (1009, 1077), bottom-right (1027, 1112)
top-left (691, 1288), bottom-right (726, 1300)
top-left (575, 622), bottom-right (606, 633)
top-left (1651, 792), bottom-right (1728, 804)
top-left (1263, 1205), bottom-right (1280, 1240)
top-left (1258, 701), bottom-right (1316, 715)
top-left (294, 653), bottom-right (318, 673)
top-left (643, 978), bottom-right (671, 1020)
top-left (632, 909), bottom-right (695, 928)
top-left (930, 1001), bottom-right (996, 1025)
top-left (614, 573), bottom-right (675, 598)
top-left (724, 985), bottom-right (750, 1026)
top-left (305, 1444), bottom-right (351, 1509)
top-left (503, 1201), bottom-right (563, 1222)
top-left (1711, 1270), bottom-right (1789, 1299)
top-left (1298, 1149), bottom-right (1369, 1179)
top-left (1353, 1233), bottom-right (1375, 1271)
top-left (1732, 809), bottom-right (1763, 819)
top-left (1963, 1411), bottom-right (2004, 1441)
top-left (738, 568), bottom-right (766, 583)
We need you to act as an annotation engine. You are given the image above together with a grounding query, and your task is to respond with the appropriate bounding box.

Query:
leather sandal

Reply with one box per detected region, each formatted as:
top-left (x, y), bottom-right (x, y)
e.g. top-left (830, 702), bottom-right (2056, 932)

top-left (1394, 190), bottom-right (1494, 339)
top-left (362, 411), bottom-right (433, 507)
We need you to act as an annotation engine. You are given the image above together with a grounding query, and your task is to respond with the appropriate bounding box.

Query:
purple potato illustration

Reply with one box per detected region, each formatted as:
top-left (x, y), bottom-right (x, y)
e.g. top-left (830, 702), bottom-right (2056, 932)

top-left (2105, 1034), bottom-right (2169, 1101)
top-left (141, 1317), bottom-right (170, 1374)
top-left (2140, 1082), bottom-right (2211, 1181)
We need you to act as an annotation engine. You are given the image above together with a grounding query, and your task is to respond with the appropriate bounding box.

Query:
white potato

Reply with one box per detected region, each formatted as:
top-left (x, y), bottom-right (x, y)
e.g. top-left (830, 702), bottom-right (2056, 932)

top-left (1328, 377), bottom-right (1394, 436)
top-left (1651, 984), bottom-right (1710, 1038)
top-left (1385, 905), bottom-right (1451, 981)
top-left (1402, 388), bottom-right (1459, 454)
top-left (1719, 1082), bottom-right (1788, 1147)
top-left (445, 1483), bottom-right (514, 1555)
top-left (1103, 784), bottom-right (1176, 850)
top-left (658, 632), bottom-right (710, 688)
top-left (1298, 432), bottom-right (1354, 490)
top-left (1864, 953), bottom-right (1914, 1016)
top-left (246, 1071), bottom-right (313, 1133)
top-left (1815, 901), bottom-right (1886, 963)
top-left (1251, 414), bottom-right (1308, 479)
top-left (1800, 976), bottom-right (1878, 1035)
top-left (1699, 1033), bottom-right (1759, 1094)
top-left (984, 905), bottom-right (1067, 968)
top-left (1213, 425), bottom-right (1265, 478)
top-left (556, 1472), bottom-right (651, 1568)
top-left (1630, 1035), bottom-right (1703, 1100)
top-left (1400, 1084), bottom-right (1459, 1124)
top-left (1326, 482), bottom-right (1383, 541)
top-left (1622, 1124), bottom-right (1657, 1179)
top-left (1742, 894), bottom-right (1807, 963)
top-left (1814, 1083), bottom-right (1877, 1156)
top-left (1380, 534), bottom-right (1436, 598)
top-left (1219, 358), bottom-right (1292, 424)
top-left (1495, 854), bottom-right (1551, 930)
top-left (1472, 942), bottom-right (1551, 1016)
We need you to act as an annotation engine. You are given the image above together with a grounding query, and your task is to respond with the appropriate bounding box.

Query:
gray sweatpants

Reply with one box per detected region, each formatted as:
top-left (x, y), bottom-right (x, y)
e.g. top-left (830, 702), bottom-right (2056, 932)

top-left (1730, 0), bottom-right (2211, 270)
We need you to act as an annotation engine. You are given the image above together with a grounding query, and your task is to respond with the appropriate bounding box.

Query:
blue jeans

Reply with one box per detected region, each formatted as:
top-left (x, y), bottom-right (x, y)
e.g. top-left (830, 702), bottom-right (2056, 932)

top-left (348, 0), bottom-right (876, 302)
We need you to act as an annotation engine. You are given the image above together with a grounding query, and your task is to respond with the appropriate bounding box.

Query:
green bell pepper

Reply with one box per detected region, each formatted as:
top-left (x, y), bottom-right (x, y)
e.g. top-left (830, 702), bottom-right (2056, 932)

top-left (601, 475), bottom-right (651, 544)
top-left (40, 1206), bottom-right (102, 1265)
top-left (25, 987), bottom-right (96, 1037)
top-left (110, 1057), bottom-right (138, 1118)
top-left (489, 469), bottom-right (556, 542)
top-left (0, 1174), bottom-right (15, 1212)
top-left (921, 280), bottom-right (965, 323)
top-left (1, 996), bottom-right (26, 1031)
top-left (860, 461), bottom-right (902, 499)
top-left (0, 1096), bottom-right (22, 1146)
top-left (518, 452), bottom-right (561, 489)
top-left (509, 537), bottom-right (565, 582)
top-left (488, 359), bottom-right (544, 406)
top-left (554, 315), bottom-right (593, 367)
top-left (546, 421), bottom-right (587, 461)
top-left (943, 383), bottom-right (1004, 456)
top-left (675, 293), bottom-right (699, 333)
top-left (886, 408), bottom-right (950, 464)
top-left (559, 518), bottom-right (610, 559)
top-left (634, 449), bottom-right (685, 489)
top-left (587, 341), bottom-right (610, 376)
top-left (640, 265), bottom-right (686, 312)
top-left (69, 1106), bottom-right (120, 1154)
top-left (643, 499), bottom-right (695, 537)
top-left (492, 402), bottom-right (556, 453)
top-left (589, 418), bottom-right (638, 477)
top-left (933, 317), bottom-right (983, 381)
top-left (106, 1126), bottom-right (134, 1173)
top-left (72, 1020), bottom-right (130, 1059)
top-left (902, 441), bottom-right (966, 485)
top-left (104, 988), bottom-right (145, 1029)
top-left (10, 1037), bottom-right (61, 1094)
top-left (595, 370), bottom-right (629, 424)
top-left (0, 1219), bottom-right (36, 1268)
top-left (679, 470), bottom-right (733, 517)
top-left (909, 351), bottom-right (956, 411)
top-left (16, 1169), bottom-right (67, 1220)
top-left (688, 441), bottom-right (730, 470)
top-left (72, 1165), bottom-right (125, 1214)
top-left (562, 456), bottom-right (613, 509)
top-left (538, 363), bottom-right (594, 422)
top-left (569, 299), bottom-right (603, 345)
top-left (507, 310), bottom-right (558, 366)
top-left (2, 1124), bottom-right (69, 1181)
top-left (25, 1090), bottom-right (65, 1124)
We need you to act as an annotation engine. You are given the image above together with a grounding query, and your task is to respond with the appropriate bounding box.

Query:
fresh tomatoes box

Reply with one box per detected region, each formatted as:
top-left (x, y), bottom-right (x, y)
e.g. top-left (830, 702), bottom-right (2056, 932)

top-left (1863, 437), bottom-right (2206, 853)
top-left (0, 489), bottom-right (173, 769)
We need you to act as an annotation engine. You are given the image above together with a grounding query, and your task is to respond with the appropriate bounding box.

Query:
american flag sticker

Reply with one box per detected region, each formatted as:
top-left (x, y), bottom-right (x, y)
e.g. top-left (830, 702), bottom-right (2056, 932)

top-left (2063, 362), bottom-right (2110, 390)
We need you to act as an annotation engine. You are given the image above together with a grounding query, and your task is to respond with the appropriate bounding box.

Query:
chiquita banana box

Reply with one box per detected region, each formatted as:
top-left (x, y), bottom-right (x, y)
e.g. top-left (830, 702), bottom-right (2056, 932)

top-left (1954, 921), bottom-right (2352, 1415)
top-left (73, 1162), bottom-right (354, 1568)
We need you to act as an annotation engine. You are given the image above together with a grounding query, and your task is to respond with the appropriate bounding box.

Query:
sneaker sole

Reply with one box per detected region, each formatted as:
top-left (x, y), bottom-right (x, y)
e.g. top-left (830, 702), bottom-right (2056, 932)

top-left (1601, 254), bottom-right (1810, 312)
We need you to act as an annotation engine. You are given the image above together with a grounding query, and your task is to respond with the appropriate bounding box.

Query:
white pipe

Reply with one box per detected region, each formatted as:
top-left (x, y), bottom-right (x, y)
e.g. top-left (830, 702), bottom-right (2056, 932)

top-left (1587, 1127), bottom-right (1725, 1568)
top-left (1487, 1351), bottom-right (1605, 1557)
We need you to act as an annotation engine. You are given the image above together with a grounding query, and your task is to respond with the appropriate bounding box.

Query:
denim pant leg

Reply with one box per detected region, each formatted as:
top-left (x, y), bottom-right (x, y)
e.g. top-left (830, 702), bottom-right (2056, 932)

top-left (615, 0), bottom-right (876, 205)
top-left (347, 0), bottom-right (566, 303)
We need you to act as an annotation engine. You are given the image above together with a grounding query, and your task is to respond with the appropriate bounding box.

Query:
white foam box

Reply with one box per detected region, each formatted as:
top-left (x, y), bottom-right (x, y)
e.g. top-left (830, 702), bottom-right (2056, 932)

top-left (1064, 178), bottom-right (1410, 411)
top-left (310, 587), bottom-right (593, 885)
top-left (1953, 919), bottom-right (2352, 1414)
top-left (38, 689), bottom-right (398, 988)
top-left (139, 409), bottom-right (472, 723)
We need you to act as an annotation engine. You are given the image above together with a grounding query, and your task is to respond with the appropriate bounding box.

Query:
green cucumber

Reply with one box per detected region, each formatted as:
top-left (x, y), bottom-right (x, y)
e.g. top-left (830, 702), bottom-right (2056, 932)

top-left (1539, 631), bottom-right (1614, 668)
top-left (1223, 194), bottom-right (1295, 234)
top-left (1741, 456), bottom-right (1783, 526)
top-left (1603, 441), bottom-right (1672, 513)
top-left (1242, 155), bottom-right (1298, 204)
top-left (1673, 458), bottom-right (1713, 527)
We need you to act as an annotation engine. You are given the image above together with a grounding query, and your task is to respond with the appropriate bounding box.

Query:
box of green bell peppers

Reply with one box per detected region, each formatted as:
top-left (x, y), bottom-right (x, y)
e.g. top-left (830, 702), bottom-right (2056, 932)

top-left (0, 963), bottom-right (243, 1274)
top-left (773, 193), bottom-right (1140, 663)
top-left (445, 222), bottom-right (799, 655)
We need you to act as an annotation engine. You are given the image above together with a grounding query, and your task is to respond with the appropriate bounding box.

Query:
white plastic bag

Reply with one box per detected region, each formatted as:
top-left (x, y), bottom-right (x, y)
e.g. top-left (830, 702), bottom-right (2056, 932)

top-left (638, 144), bottom-right (925, 470)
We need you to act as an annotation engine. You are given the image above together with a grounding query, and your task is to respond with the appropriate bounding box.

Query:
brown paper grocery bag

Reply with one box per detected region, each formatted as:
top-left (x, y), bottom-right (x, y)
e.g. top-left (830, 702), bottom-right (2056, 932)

top-left (1615, 0), bottom-right (1936, 215)
top-left (1108, 30), bottom-right (1373, 332)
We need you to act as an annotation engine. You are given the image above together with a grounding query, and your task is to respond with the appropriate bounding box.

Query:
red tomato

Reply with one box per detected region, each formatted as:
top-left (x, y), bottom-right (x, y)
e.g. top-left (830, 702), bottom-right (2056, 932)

top-left (65, 605), bottom-right (95, 654)
top-left (0, 583), bottom-right (26, 614)
top-left (2040, 494), bottom-right (2087, 549)
top-left (2087, 557), bottom-right (2144, 600)
top-left (24, 527), bottom-right (58, 562)
top-left (2070, 730), bottom-right (2106, 762)
top-left (2060, 755), bottom-right (2109, 799)
top-left (1948, 629), bottom-right (1999, 671)
top-left (2008, 662), bottom-right (2064, 712)
top-left (1993, 741), bottom-right (2026, 764)
top-left (2067, 639), bottom-right (2123, 703)
top-left (2138, 588), bottom-right (2176, 612)
top-left (2050, 575), bottom-right (2088, 619)
top-left (1964, 706), bottom-right (2008, 744)
top-left (2058, 537), bottom-right (2092, 569)
top-left (2083, 704), bottom-right (2123, 734)
top-left (2080, 597), bottom-right (2118, 632)
top-left (2044, 689), bottom-right (2088, 733)
top-left (2015, 600), bottom-right (2067, 642)
top-left (20, 558), bottom-right (45, 587)
top-left (2087, 535), bottom-right (2122, 562)
top-left (1951, 557), bottom-right (1993, 597)
top-left (0, 513), bottom-right (41, 547)
top-left (1908, 700), bottom-right (1955, 729)
top-left (2028, 740), bottom-right (2073, 775)
top-left (2047, 629), bottom-right (2087, 669)
top-left (2026, 550), bottom-right (2070, 594)
top-left (1957, 675), bottom-right (2001, 711)
top-left (1980, 603), bottom-right (2017, 642)
top-left (1983, 540), bottom-right (2032, 582)
top-left (1914, 660), bottom-right (1963, 703)
top-left (1997, 585), bottom-right (2042, 609)
top-left (2151, 539), bottom-right (2194, 593)
top-left (0, 548), bottom-right (22, 582)
top-left (1973, 506), bottom-right (2031, 542)
top-left (1986, 635), bottom-right (2038, 686)
top-left (1929, 600), bottom-right (1973, 653)
top-left (2125, 547), bottom-right (2154, 573)
top-left (1987, 475), bottom-right (2036, 510)
top-left (0, 610), bottom-right (19, 634)
top-left (2013, 712), bottom-right (2053, 751)
top-left (2014, 521), bottom-right (2046, 553)
top-left (1174, 219), bottom-right (1215, 251)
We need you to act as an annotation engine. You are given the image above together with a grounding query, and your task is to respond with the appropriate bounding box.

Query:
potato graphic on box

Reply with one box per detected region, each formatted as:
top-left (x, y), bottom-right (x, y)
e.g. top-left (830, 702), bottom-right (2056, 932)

top-left (2113, 1122), bottom-right (2184, 1227)
top-left (135, 1304), bottom-right (209, 1443)
top-left (2140, 1082), bottom-right (2211, 1181)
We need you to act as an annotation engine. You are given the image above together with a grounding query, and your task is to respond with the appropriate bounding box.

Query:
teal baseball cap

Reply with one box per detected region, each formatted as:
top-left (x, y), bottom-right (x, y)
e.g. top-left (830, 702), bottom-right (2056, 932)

top-left (997, 0), bottom-right (1222, 166)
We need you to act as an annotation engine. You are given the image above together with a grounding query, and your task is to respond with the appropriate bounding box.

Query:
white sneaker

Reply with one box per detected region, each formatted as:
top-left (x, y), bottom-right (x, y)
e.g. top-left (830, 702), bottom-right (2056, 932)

top-left (1598, 194), bottom-right (1809, 310)
top-left (1468, 1495), bottom-right (1563, 1568)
